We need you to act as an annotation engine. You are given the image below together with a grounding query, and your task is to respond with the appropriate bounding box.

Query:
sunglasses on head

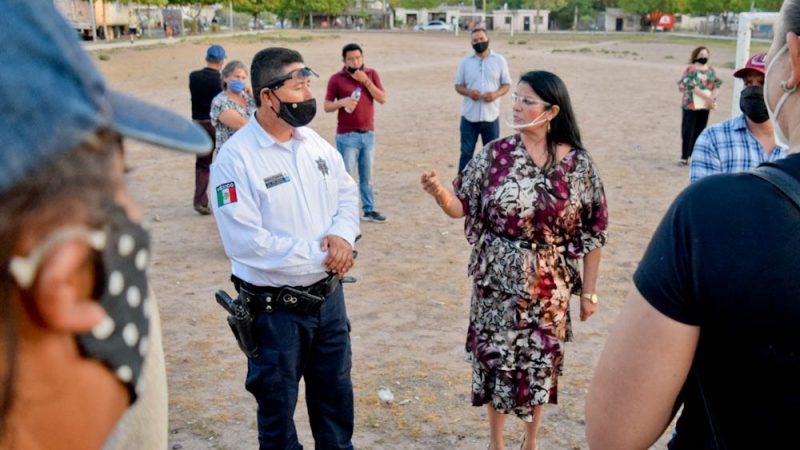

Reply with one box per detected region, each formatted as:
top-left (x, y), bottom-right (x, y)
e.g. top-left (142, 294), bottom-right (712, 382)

top-left (261, 67), bottom-right (319, 93)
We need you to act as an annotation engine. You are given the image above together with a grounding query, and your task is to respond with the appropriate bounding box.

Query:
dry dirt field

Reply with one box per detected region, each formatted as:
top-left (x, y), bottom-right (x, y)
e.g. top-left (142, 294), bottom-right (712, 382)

top-left (90, 30), bottom-right (767, 450)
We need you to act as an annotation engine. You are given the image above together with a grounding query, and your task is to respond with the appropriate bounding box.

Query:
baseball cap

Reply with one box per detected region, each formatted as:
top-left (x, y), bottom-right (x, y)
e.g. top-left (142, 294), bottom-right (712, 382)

top-left (733, 52), bottom-right (767, 79)
top-left (0, 0), bottom-right (212, 193)
top-left (206, 44), bottom-right (226, 62)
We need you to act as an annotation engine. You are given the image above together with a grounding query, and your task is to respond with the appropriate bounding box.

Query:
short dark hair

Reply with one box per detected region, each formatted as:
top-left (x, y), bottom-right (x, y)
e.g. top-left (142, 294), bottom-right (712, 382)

top-left (778, 1), bottom-right (800, 45)
top-left (518, 71), bottom-right (585, 170)
top-left (689, 46), bottom-right (709, 63)
top-left (251, 47), bottom-right (304, 107)
top-left (342, 43), bottom-right (362, 60)
top-left (471, 27), bottom-right (488, 36)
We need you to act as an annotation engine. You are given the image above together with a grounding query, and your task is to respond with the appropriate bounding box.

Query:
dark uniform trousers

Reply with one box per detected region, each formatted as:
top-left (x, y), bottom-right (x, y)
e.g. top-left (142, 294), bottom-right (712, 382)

top-left (194, 120), bottom-right (215, 209)
top-left (245, 283), bottom-right (354, 450)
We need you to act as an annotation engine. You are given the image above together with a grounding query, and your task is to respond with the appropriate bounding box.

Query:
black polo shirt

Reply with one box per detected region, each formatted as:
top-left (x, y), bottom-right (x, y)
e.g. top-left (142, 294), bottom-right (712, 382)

top-left (189, 67), bottom-right (221, 120)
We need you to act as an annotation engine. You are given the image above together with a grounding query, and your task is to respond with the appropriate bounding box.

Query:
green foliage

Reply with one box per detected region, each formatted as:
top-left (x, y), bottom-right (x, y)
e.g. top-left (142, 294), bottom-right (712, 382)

top-left (617, 0), bottom-right (685, 15)
top-left (389, 0), bottom-right (442, 8)
top-left (684, 0), bottom-right (782, 14)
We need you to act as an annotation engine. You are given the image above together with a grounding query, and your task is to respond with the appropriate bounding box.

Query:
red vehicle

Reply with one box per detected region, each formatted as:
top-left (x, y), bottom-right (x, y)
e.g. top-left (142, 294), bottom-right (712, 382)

top-left (648, 12), bottom-right (675, 31)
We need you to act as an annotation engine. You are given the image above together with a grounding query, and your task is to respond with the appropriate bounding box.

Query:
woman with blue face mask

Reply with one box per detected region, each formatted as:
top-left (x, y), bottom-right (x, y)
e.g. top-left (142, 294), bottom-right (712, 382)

top-left (210, 60), bottom-right (256, 157)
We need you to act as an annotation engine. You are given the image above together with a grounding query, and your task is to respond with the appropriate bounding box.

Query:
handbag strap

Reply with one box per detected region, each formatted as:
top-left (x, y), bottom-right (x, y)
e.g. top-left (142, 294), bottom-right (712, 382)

top-left (749, 165), bottom-right (800, 210)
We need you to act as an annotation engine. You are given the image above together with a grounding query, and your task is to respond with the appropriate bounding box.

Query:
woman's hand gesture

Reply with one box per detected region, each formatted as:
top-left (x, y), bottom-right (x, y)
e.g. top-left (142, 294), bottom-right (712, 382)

top-left (421, 170), bottom-right (443, 197)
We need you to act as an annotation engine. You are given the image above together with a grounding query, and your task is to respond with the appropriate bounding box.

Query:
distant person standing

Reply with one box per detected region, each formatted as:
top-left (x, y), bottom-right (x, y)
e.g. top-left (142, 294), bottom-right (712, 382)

top-left (189, 44), bottom-right (225, 215)
top-left (210, 60), bottom-right (256, 157)
top-left (454, 28), bottom-right (511, 173)
top-left (325, 43), bottom-right (388, 223)
top-left (690, 53), bottom-right (788, 182)
top-left (127, 11), bottom-right (138, 44)
top-left (677, 46), bottom-right (723, 166)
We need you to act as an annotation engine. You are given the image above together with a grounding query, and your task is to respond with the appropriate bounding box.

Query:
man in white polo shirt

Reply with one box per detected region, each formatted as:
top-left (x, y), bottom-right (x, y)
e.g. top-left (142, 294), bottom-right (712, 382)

top-left (454, 27), bottom-right (511, 173)
top-left (210, 47), bottom-right (359, 450)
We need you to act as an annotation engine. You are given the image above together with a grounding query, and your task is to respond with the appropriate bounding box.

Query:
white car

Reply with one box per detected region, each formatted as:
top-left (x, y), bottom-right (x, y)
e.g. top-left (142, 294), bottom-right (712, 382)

top-left (415, 20), bottom-right (454, 32)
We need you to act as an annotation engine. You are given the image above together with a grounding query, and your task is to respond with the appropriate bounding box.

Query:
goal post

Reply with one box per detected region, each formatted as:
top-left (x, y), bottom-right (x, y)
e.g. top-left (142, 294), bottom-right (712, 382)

top-left (732, 12), bottom-right (780, 117)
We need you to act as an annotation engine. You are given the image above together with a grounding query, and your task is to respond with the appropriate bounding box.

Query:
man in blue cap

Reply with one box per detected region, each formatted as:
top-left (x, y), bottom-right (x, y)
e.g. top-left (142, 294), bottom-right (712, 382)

top-left (0, 1), bottom-right (211, 448)
top-left (190, 44), bottom-right (226, 215)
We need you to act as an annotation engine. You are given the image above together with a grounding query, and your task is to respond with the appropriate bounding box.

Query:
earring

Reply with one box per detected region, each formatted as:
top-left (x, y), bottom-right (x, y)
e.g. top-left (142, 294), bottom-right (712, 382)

top-left (547, 121), bottom-right (551, 133)
top-left (782, 80), bottom-right (798, 94)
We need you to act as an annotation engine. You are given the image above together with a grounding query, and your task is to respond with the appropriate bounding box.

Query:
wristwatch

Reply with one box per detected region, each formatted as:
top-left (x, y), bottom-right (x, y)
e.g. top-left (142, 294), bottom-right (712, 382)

top-left (581, 292), bottom-right (598, 304)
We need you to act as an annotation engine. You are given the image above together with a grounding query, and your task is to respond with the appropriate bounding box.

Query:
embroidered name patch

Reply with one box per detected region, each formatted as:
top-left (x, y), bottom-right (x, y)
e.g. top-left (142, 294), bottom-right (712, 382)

top-left (216, 182), bottom-right (237, 207)
top-left (264, 173), bottom-right (291, 189)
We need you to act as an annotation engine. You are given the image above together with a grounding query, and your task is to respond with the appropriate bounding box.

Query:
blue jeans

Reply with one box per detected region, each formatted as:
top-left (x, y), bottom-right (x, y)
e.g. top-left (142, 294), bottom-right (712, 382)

top-left (244, 284), bottom-right (354, 450)
top-left (335, 131), bottom-right (376, 213)
top-left (459, 117), bottom-right (499, 174)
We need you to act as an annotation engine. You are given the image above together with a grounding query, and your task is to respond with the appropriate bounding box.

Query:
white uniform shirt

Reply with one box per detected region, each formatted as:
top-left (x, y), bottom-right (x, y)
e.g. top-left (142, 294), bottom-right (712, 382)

top-left (454, 50), bottom-right (511, 123)
top-left (210, 117), bottom-right (360, 287)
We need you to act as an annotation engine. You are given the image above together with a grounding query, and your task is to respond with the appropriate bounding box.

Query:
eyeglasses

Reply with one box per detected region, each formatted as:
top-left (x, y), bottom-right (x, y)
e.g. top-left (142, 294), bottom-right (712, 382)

top-left (261, 67), bottom-right (319, 92)
top-left (511, 93), bottom-right (550, 108)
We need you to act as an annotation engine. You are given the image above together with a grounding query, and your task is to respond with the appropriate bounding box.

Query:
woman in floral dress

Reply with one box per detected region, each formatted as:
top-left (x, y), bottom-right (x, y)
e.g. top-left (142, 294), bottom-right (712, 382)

top-left (677, 46), bottom-right (723, 165)
top-left (421, 71), bottom-right (608, 450)
top-left (210, 60), bottom-right (256, 157)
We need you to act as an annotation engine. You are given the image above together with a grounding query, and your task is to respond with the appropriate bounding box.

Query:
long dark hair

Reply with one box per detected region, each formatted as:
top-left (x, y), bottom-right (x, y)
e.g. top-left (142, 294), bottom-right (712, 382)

top-left (518, 70), bottom-right (584, 170)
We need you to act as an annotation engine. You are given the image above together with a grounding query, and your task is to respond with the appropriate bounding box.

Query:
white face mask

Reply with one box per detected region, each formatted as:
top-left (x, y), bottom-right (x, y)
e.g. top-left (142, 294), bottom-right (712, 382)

top-left (505, 110), bottom-right (548, 130)
top-left (764, 44), bottom-right (797, 148)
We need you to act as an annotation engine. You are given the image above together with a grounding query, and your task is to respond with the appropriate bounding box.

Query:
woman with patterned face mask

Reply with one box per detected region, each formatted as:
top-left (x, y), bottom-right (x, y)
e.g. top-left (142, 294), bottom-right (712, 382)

top-left (677, 46), bottom-right (723, 166)
top-left (210, 60), bottom-right (257, 157)
top-left (587, 3), bottom-right (800, 449)
top-left (421, 71), bottom-right (608, 450)
top-left (0, 1), bottom-right (212, 448)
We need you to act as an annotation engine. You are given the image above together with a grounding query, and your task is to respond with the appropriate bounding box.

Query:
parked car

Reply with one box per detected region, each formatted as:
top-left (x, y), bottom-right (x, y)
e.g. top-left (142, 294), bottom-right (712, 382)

top-left (414, 20), bottom-right (454, 32)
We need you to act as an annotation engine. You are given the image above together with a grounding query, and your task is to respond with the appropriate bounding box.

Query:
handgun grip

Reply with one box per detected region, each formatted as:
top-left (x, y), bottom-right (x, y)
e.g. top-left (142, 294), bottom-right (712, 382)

top-left (215, 290), bottom-right (236, 314)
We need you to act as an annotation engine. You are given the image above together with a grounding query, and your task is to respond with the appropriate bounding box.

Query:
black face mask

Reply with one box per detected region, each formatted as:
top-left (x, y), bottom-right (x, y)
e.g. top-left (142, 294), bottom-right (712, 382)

top-left (472, 41), bottom-right (489, 54)
top-left (270, 92), bottom-right (317, 127)
top-left (346, 64), bottom-right (364, 74)
top-left (695, 57), bottom-right (709, 65)
top-left (739, 85), bottom-right (770, 123)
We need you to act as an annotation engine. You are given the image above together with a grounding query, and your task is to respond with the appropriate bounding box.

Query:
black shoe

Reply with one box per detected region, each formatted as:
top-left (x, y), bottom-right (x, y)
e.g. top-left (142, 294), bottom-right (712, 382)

top-left (194, 204), bottom-right (212, 215)
top-left (362, 211), bottom-right (387, 223)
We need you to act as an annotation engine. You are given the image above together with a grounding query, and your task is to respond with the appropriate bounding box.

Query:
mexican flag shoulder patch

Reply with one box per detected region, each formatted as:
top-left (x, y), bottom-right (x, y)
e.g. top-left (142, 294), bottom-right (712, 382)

top-left (216, 182), bottom-right (238, 207)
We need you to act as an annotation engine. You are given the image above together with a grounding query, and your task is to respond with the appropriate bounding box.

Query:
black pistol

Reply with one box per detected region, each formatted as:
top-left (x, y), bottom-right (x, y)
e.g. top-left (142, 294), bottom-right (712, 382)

top-left (215, 290), bottom-right (259, 358)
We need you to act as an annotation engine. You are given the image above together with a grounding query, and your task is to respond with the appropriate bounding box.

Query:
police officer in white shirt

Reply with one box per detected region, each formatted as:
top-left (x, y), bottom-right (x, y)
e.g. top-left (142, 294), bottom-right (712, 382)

top-left (210, 47), bottom-right (359, 450)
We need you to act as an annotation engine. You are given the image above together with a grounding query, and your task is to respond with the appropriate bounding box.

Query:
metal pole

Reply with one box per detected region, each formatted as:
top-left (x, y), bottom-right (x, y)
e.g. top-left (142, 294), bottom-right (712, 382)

top-left (88, 0), bottom-right (97, 40)
top-left (229, 0), bottom-right (233, 32)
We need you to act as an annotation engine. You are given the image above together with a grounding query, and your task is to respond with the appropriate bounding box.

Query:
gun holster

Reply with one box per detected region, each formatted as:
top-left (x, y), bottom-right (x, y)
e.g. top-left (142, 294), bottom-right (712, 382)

top-left (215, 290), bottom-right (259, 358)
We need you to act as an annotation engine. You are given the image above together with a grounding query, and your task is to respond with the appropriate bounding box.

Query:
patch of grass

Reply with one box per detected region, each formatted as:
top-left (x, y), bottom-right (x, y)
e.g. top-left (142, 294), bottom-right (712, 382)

top-left (723, 61), bottom-right (736, 69)
top-left (97, 53), bottom-right (111, 61)
top-left (664, 55), bottom-right (675, 59)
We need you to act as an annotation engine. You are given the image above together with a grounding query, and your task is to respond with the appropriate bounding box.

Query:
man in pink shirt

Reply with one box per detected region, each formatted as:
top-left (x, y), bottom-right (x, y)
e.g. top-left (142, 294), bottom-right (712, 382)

top-left (324, 43), bottom-right (387, 223)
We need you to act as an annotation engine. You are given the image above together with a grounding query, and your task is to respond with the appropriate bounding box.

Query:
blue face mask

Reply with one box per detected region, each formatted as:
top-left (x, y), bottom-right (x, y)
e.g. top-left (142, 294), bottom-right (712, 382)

top-left (229, 79), bottom-right (246, 94)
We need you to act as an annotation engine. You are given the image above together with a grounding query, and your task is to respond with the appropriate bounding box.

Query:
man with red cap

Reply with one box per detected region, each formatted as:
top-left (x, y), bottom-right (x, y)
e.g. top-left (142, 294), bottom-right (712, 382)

top-left (690, 53), bottom-right (788, 182)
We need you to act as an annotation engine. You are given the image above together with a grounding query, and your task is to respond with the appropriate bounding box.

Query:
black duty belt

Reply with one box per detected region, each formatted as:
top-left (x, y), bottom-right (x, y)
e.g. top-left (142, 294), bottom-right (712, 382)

top-left (231, 274), bottom-right (340, 315)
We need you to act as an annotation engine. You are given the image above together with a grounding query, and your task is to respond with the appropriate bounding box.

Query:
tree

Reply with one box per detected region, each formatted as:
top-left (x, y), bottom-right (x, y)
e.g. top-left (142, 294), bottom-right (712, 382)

top-left (551, 0), bottom-right (602, 30)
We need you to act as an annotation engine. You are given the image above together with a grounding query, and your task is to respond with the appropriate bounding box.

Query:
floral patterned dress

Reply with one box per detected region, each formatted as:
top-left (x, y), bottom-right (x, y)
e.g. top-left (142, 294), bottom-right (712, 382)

top-left (677, 65), bottom-right (723, 110)
top-left (210, 91), bottom-right (256, 155)
top-left (454, 134), bottom-right (608, 421)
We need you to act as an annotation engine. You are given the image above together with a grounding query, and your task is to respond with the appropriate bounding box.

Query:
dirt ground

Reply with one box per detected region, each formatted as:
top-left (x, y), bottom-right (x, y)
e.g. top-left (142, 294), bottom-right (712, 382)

top-left (90, 30), bottom-right (761, 449)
